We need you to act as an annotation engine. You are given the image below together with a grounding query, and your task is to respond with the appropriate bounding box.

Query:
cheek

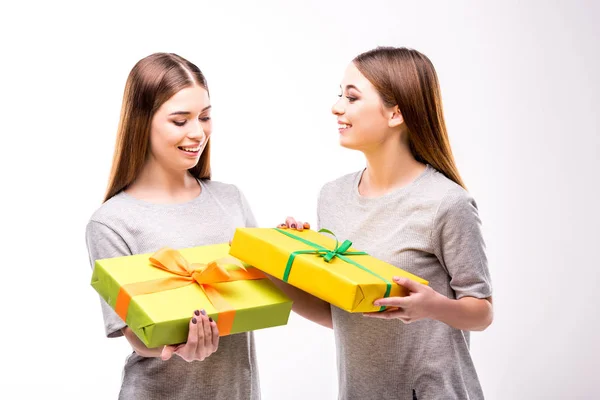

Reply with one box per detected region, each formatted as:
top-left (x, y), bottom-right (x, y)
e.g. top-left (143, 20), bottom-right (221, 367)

top-left (150, 125), bottom-right (181, 154)
top-left (203, 122), bottom-right (213, 138)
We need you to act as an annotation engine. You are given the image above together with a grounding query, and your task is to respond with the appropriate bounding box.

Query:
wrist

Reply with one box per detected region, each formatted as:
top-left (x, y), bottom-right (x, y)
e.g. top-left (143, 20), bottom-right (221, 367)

top-left (428, 291), bottom-right (449, 321)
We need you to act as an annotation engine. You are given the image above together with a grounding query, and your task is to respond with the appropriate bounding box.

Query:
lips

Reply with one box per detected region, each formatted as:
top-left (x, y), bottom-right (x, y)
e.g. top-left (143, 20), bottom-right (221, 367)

top-left (178, 146), bottom-right (200, 152)
top-left (338, 122), bottom-right (352, 134)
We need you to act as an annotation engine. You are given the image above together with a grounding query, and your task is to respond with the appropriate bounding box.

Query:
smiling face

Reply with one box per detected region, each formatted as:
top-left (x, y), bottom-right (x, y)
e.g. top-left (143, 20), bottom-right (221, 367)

top-left (331, 62), bottom-right (403, 152)
top-left (148, 84), bottom-right (212, 172)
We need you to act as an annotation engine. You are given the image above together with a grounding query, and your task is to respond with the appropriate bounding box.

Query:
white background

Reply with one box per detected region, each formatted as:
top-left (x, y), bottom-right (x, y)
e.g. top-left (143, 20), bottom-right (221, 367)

top-left (1, 1), bottom-right (598, 399)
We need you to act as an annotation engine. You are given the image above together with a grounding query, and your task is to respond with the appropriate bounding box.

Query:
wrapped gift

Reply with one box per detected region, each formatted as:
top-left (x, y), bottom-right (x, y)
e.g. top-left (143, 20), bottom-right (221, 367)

top-left (91, 243), bottom-right (293, 348)
top-left (229, 228), bottom-right (428, 313)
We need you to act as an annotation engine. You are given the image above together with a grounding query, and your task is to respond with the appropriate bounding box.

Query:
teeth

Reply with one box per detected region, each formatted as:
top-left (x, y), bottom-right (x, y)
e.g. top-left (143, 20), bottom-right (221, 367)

top-left (339, 124), bottom-right (351, 129)
top-left (180, 147), bottom-right (200, 152)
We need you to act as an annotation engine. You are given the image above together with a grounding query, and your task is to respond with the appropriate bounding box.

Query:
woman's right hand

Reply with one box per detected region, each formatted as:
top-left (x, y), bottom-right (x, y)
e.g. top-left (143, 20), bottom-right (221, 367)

top-left (278, 216), bottom-right (311, 231)
top-left (161, 309), bottom-right (220, 362)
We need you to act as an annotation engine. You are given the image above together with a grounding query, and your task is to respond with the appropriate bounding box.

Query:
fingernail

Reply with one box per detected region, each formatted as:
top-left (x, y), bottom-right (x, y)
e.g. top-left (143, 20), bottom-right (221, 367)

top-left (192, 318), bottom-right (197, 324)
top-left (393, 276), bottom-right (400, 281)
top-left (201, 309), bottom-right (206, 316)
top-left (303, 222), bottom-right (310, 229)
top-left (374, 302), bottom-right (381, 306)
top-left (209, 317), bottom-right (213, 322)
top-left (194, 310), bottom-right (200, 316)
top-left (291, 223), bottom-right (296, 229)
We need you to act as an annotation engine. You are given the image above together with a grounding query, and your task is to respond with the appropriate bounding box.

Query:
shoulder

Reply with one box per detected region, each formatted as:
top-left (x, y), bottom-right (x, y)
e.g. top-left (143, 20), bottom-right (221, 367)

top-left (87, 192), bottom-right (133, 231)
top-left (318, 170), bottom-right (362, 200)
top-left (421, 170), bottom-right (479, 228)
top-left (414, 167), bottom-right (475, 208)
top-left (201, 179), bottom-right (244, 199)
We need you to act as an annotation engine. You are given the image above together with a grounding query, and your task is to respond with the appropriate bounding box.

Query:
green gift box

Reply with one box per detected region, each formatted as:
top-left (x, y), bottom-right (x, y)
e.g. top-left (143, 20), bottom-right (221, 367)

top-left (91, 243), bottom-right (293, 348)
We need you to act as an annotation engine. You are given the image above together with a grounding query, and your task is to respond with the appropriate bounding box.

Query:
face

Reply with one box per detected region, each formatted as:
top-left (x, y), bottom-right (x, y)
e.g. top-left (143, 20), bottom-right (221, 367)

top-left (149, 85), bottom-right (212, 172)
top-left (331, 63), bottom-right (402, 151)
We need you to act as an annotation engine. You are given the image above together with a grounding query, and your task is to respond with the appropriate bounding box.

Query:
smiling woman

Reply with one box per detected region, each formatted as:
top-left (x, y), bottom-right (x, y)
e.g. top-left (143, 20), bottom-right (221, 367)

top-left (85, 53), bottom-right (261, 400)
top-left (103, 53), bottom-right (213, 202)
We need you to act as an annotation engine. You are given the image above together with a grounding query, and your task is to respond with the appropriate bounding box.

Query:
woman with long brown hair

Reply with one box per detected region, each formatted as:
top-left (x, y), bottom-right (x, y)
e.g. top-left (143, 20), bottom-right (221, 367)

top-left (280, 47), bottom-right (493, 399)
top-left (86, 53), bottom-right (260, 399)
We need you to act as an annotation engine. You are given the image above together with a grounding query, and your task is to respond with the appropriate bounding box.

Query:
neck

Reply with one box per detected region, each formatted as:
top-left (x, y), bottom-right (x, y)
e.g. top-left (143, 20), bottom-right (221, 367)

top-left (126, 157), bottom-right (200, 203)
top-left (359, 137), bottom-right (426, 197)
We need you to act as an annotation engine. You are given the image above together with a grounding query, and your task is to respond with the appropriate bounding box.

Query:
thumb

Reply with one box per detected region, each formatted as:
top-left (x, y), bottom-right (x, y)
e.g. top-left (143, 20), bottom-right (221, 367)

top-left (393, 276), bottom-right (423, 292)
top-left (161, 345), bottom-right (175, 361)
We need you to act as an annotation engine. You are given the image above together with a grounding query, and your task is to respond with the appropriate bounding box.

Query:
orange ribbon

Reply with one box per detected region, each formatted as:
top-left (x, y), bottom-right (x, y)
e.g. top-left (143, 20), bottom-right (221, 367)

top-left (115, 248), bottom-right (266, 336)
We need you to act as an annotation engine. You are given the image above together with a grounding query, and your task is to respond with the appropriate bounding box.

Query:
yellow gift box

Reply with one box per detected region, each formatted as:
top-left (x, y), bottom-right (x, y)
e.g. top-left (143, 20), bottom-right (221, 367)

top-left (229, 228), bottom-right (428, 313)
top-left (91, 244), bottom-right (293, 348)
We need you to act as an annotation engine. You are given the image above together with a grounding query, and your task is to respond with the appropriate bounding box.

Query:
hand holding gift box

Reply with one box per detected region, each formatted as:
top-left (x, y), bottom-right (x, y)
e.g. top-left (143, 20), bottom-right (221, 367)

top-left (229, 228), bottom-right (428, 313)
top-left (91, 243), bottom-right (293, 348)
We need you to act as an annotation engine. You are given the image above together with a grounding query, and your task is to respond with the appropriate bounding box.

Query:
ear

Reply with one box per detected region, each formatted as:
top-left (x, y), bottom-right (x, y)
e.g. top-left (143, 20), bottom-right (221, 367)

top-left (388, 106), bottom-right (404, 128)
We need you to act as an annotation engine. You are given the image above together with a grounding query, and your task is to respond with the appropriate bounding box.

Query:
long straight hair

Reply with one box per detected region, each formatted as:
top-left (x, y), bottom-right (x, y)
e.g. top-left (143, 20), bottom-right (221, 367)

top-left (353, 47), bottom-right (466, 189)
top-left (104, 53), bottom-right (211, 202)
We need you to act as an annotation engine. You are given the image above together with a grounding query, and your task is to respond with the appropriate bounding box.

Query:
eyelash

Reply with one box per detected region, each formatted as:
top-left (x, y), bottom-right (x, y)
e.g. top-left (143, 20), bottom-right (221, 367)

top-left (173, 116), bottom-right (211, 127)
top-left (338, 94), bottom-right (357, 103)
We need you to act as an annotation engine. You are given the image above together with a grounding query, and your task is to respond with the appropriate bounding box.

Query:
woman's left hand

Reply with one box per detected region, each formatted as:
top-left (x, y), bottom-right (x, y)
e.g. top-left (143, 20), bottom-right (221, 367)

top-left (363, 276), bottom-right (442, 324)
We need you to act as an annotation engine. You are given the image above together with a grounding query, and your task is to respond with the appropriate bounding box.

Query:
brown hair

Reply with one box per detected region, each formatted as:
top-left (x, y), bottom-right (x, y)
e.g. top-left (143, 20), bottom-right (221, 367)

top-left (104, 53), bottom-right (211, 202)
top-left (353, 46), bottom-right (466, 189)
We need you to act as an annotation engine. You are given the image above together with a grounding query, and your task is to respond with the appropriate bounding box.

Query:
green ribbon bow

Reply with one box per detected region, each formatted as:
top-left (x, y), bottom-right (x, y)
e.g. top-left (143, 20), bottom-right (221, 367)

top-left (275, 228), bottom-right (391, 312)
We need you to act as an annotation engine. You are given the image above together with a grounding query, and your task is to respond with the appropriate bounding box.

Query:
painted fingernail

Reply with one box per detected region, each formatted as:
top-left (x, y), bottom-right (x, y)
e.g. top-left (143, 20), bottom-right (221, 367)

top-left (291, 223), bottom-right (296, 229)
top-left (303, 222), bottom-right (310, 229)
top-left (194, 310), bottom-right (200, 316)
top-left (201, 309), bottom-right (206, 316)
top-left (192, 318), bottom-right (197, 324)
top-left (209, 317), bottom-right (213, 322)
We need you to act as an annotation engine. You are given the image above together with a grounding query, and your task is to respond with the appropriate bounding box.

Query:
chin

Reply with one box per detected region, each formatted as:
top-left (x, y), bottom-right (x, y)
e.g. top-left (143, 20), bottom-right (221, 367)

top-left (182, 160), bottom-right (200, 171)
top-left (339, 137), bottom-right (361, 150)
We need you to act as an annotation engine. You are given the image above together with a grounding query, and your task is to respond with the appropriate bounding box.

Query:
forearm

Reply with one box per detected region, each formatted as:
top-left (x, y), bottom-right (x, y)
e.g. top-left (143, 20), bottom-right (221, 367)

top-left (122, 327), bottom-right (164, 357)
top-left (267, 275), bottom-right (333, 329)
top-left (431, 295), bottom-right (493, 331)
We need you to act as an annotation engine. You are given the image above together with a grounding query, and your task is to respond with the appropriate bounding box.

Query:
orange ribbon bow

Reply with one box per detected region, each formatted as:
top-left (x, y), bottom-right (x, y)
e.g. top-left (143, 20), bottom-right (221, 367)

top-left (115, 248), bottom-right (266, 336)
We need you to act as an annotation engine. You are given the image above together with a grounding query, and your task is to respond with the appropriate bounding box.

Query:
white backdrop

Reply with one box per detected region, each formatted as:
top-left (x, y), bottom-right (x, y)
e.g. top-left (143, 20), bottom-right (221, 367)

top-left (1, 1), bottom-right (598, 399)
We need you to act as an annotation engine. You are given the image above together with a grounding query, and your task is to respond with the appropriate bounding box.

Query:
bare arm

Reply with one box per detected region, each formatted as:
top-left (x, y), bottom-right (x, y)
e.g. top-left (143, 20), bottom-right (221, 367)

top-left (267, 275), bottom-right (333, 329)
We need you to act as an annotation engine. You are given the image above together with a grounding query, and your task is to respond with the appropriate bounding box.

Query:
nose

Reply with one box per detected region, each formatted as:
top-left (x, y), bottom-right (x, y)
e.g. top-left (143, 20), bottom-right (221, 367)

top-left (187, 120), bottom-right (206, 142)
top-left (331, 97), bottom-right (344, 116)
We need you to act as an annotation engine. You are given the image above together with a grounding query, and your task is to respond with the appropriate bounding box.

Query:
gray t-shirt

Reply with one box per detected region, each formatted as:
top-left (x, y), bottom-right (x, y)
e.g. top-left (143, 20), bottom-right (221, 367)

top-left (317, 165), bottom-right (492, 400)
top-left (86, 180), bottom-right (260, 400)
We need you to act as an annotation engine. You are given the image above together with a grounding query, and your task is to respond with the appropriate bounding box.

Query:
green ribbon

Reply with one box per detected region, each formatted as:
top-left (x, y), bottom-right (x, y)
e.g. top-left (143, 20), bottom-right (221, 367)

top-left (275, 228), bottom-right (391, 312)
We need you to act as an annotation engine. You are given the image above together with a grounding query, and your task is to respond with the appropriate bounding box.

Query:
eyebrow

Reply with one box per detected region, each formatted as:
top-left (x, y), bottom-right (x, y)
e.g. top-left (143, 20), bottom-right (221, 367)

top-left (341, 84), bottom-right (361, 93)
top-left (169, 105), bottom-right (212, 116)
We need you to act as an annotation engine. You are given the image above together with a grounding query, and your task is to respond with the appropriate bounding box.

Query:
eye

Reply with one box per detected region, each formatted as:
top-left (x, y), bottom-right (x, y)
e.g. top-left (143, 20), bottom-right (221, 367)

top-left (199, 116), bottom-right (211, 122)
top-left (173, 120), bottom-right (187, 127)
top-left (346, 96), bottom-right (357, 103)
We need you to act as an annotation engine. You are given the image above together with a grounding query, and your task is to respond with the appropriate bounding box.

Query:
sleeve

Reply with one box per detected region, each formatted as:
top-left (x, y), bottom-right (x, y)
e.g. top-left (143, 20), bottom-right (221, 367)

top-left (431, 188), bottom-right (493, 299)
top-left (237, 187), bottom-right (258, 228)
top-left (85, 220), bottom-right (132, 338)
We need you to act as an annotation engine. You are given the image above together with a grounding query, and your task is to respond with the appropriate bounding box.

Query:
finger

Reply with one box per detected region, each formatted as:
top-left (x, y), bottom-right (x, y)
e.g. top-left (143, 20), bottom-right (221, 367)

top-left (182, 312), bottom-right (200, 360)
top-left (393, 276), bottom-right (423, 292)
top-left (228, 239), bottom-right (232, 246)
top-left (210, 318), bottom-right (220, 353)
top-left (285, 216), bottom-right (298, 229)
top-left (303, 222), bottom-right (311, 230)
top-left (295, 221), bottom-right (304, 231)
top-left (362, 310), bottom-right (407, 320)
top-left (276, 223), bottom-right (287, 229)
top-left (202, 313), bottom-right (212, 359)
top-left (373, 296), bottom-right (410, 308)
top-left (161, 345), bottom-right (176, 361)
top-left (193, 310), bottom-right (208, 359)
